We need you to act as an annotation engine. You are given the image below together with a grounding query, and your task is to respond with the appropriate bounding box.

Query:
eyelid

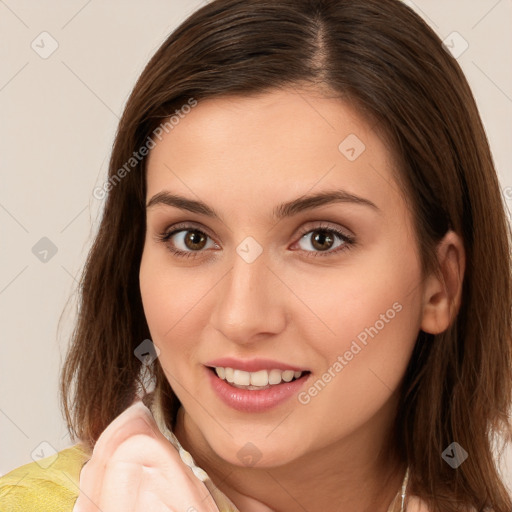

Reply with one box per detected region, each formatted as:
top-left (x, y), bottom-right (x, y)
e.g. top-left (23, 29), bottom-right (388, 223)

top-left (154, 221), bottom-right (220, 252)
top-left (158, 219), bottom-right (353, 241)
top-left (296, 220), bottom-right (354, 239)
top-left (155, 219), bottom-right (356, 256)
top-left (160, 220), bottom-right (217, 240)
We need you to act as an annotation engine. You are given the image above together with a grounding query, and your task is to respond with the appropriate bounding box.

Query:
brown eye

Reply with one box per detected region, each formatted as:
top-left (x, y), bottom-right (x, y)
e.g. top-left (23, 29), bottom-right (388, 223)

top-left (295, 226), bottom-right (354, 257)
top-left (157, 222), bottom-right (355, 260)
top-left (156, 225), bottom-right (217, 259)
top-left (182, 230), bottom-right (208, 251)
top-left (309, 230), bottom-right (336, 251)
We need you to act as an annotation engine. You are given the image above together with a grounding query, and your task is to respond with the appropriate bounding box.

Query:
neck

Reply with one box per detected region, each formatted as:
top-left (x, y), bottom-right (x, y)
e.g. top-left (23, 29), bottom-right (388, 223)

top-left (174, 398), bottom-right (406, 512)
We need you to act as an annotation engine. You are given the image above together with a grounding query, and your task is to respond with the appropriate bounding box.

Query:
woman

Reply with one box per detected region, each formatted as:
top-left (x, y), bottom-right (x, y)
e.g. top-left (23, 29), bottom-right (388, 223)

top-left (1, 0), bottom-right (511, 511)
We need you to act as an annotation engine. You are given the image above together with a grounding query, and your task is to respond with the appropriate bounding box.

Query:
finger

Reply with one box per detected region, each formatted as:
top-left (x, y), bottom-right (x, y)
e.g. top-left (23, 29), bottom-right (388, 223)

top-left (135, 466), bottom-right (209, 512)
top-left (104, 434), bottom-right (220, 512)
top-left (101, 459), bottom-right (216, 512)
top-left (91, 401), bottom-right (159, 462)
top-left (98, 460), bottom-right (142, 512)
top-left (73, 461), bottom-right (107, 512)
top-left (75, 401), bottom-right (220, 512)
top-left (74, 401), bottom-right (160, 511)
top-left (134, 489), bottom-right (178, 512)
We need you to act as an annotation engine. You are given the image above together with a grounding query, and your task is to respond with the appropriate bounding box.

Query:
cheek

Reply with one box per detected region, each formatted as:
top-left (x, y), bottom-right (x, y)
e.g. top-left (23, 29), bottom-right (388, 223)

top-left (295, 245), bottom-right (423, 425)
top-left (334, 269), bottom-right (421, 357)
top-left (139, 247), bottom-right (213, 364)
top-left (287, 242), bottom-right (423, 359)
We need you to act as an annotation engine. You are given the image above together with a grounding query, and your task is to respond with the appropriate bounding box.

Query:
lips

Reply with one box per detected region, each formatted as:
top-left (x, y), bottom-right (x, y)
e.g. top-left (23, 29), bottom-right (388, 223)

top-left (204, 357), bottom-right (308, 373)
top-left (206, 365), bottom-right (311, 412)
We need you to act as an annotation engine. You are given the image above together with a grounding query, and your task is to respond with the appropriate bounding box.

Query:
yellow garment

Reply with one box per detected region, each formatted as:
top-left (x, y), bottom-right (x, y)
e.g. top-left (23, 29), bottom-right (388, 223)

top-left (0, 443), bottom-right (90, 511)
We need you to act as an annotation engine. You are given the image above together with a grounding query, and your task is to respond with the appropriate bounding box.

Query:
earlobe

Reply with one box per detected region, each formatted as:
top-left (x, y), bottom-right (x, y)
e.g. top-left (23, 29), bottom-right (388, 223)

top-left (420, 230), bottom-right (466, 335)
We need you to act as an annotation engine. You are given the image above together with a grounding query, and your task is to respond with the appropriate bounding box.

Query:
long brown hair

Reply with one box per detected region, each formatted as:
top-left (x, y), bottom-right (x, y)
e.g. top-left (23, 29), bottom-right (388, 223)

top-left (60, 0), bottom-right (512, 510)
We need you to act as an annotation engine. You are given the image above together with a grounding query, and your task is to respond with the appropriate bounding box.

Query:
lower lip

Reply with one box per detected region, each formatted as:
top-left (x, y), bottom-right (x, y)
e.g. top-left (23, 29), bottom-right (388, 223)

top-left (205, 367), bottom-right (311, 413)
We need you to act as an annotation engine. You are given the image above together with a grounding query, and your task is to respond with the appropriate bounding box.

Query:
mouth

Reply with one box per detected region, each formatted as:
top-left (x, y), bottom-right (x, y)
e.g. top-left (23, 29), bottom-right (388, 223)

top-left (206, 366), bottom-right (311, 390)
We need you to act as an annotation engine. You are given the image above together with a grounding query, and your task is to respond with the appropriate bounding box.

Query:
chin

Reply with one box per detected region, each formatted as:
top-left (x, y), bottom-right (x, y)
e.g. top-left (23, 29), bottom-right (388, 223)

top-left (210, 437), bottom-right (304, 469)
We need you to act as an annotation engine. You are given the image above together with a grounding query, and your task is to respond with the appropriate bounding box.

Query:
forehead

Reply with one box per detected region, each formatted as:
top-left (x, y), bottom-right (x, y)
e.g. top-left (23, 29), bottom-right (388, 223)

top-left (145, 88), bottom-right (404, 222)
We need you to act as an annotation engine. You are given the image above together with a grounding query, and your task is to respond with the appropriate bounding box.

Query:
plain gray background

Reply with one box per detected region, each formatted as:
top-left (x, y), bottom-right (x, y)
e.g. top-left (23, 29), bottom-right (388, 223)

top-left (1, 0), bottom-right (511, 492)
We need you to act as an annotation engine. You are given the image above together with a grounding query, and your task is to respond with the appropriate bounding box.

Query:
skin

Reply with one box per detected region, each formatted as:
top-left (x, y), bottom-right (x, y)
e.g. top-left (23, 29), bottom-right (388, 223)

top-left (73, 403), bottom-right (222, 512)
top-left (139, 87), bottom-right (465, 512)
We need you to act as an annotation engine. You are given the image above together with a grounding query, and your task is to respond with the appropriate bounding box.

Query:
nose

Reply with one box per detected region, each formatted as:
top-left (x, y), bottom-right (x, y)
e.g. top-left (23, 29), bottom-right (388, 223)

top-left (210, 249), bottom-right (287, 345)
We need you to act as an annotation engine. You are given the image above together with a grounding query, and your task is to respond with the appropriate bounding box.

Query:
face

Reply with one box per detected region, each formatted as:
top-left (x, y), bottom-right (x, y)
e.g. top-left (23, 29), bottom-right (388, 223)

top-left (139, 87), bottom-right (426, 468)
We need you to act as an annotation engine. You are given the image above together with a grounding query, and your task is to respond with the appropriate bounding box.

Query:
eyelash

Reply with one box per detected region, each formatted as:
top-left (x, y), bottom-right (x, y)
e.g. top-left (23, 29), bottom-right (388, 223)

top-left (154, 222), bottom-right (356, 260)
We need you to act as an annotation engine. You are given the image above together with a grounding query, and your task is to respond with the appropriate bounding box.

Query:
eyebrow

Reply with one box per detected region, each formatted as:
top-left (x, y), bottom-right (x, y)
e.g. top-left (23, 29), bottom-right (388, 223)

top-left (146, 189), bottom-right (381, 221)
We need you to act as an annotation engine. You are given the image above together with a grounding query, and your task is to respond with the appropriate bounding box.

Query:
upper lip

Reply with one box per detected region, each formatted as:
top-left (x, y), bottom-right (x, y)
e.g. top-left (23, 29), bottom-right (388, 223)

top-left (205, 357), bottom-right (309, 373)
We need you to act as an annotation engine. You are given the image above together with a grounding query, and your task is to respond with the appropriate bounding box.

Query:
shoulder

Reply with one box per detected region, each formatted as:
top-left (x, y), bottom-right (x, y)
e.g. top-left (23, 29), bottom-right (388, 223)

top-left (0, 443), bottom-right (91, 512)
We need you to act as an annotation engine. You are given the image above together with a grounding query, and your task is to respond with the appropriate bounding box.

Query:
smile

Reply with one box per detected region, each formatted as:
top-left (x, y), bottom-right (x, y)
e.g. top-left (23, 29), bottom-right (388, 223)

top-left (212, 366), bottom-right (305, 389)
top-left (205, 366), bottom-right (311, 412)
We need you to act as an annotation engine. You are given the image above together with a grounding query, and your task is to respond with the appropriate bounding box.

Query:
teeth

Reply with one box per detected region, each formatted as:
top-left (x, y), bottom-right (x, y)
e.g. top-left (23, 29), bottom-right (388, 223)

top-left (213, 367), bottom-right (304, 388)
top-left (250, 369), bottom-right (268, 386)
top-left (268, 369), bottom-right (282, 385)
top-left (224, 367), bottom-right (234, 383)
top-left (282, 370), bottom-right (295, 382)
top-left (234, 369), bottom-right (250, 385)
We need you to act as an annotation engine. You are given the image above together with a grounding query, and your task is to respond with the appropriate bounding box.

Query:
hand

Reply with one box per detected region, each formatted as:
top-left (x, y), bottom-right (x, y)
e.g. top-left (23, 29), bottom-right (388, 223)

top-left (72, 401), bottom-right (221, 512)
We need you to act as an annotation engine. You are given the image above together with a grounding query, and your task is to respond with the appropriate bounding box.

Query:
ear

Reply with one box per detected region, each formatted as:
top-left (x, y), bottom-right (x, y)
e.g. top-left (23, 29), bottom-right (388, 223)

top-left (420, 230), bottom-right (466, 335)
